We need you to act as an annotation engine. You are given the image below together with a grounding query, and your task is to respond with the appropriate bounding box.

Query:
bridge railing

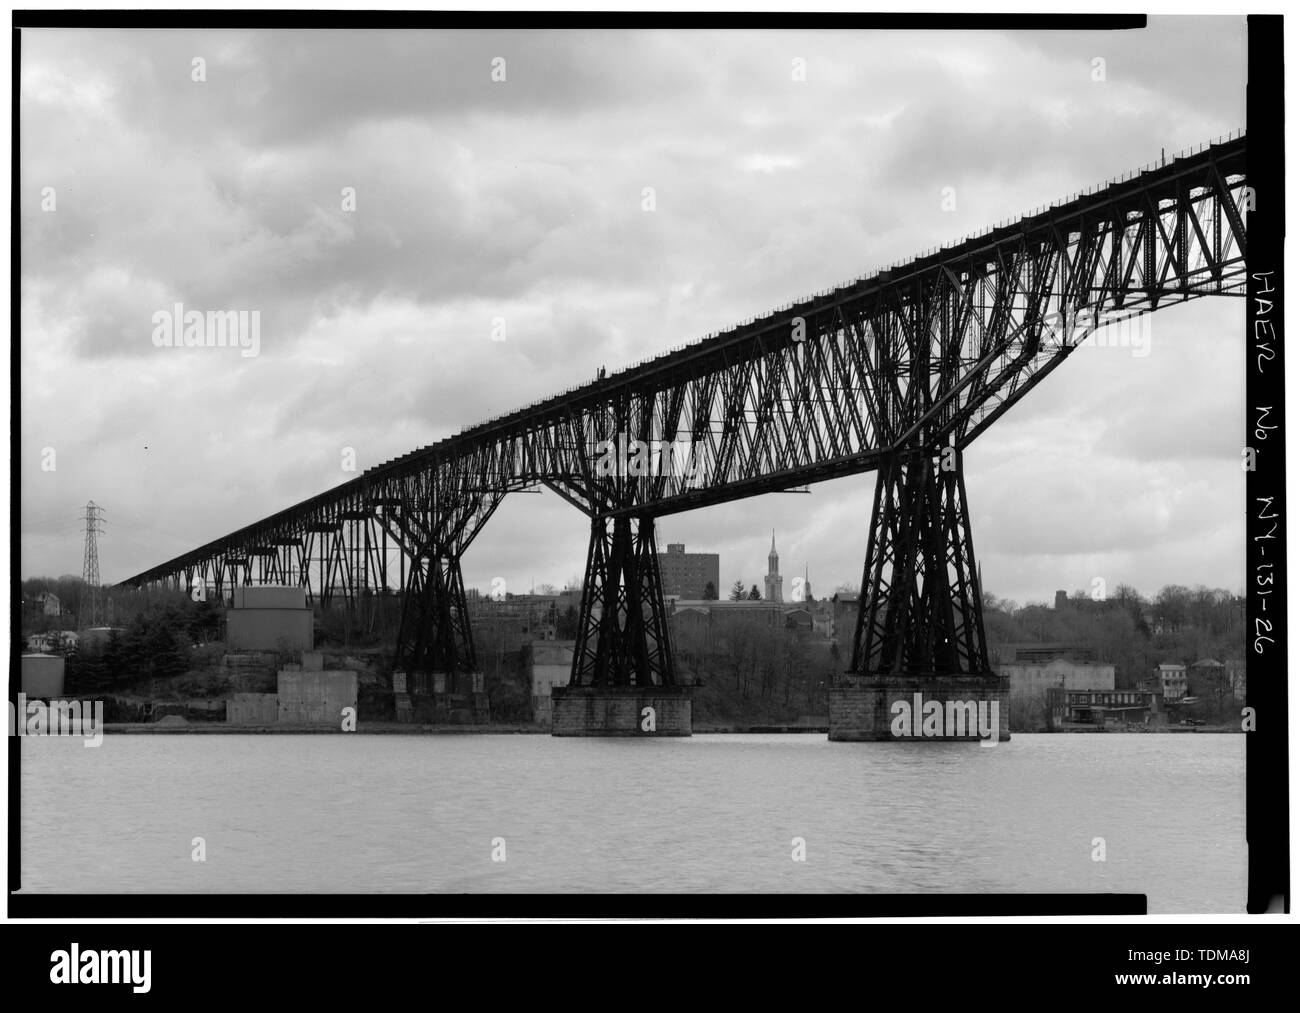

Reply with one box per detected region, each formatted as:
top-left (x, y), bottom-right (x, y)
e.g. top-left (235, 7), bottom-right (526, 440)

top-left (877, 128), bottom-right (1247, 271)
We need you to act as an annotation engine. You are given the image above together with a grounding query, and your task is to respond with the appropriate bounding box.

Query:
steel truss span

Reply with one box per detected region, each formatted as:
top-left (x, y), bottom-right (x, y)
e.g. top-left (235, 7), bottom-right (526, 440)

top-left (121, 135), bottom-right (1248, 685)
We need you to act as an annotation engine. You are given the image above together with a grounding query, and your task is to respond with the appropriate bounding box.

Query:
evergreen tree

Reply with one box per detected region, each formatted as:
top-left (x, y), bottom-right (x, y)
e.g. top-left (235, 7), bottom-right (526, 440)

top-left (103, 629), bottom-right (124, 684)
top-left (146, 623), bottom-right (188, 679)
top-left (556, 604), bottom-right (579, 640)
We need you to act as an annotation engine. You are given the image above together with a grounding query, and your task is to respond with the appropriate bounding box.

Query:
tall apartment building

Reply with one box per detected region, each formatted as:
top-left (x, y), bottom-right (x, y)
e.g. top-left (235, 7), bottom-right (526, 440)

top-left (658, 543), bottom-right (720, 599)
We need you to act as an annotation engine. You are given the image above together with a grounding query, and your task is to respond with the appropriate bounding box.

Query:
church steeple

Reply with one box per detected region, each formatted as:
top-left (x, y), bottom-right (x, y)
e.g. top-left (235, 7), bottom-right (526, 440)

top-left (764, 531), bottom-right (782, 602)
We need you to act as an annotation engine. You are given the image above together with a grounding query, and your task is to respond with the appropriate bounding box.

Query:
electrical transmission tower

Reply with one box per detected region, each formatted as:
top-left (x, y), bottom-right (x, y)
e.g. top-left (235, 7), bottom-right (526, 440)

top-left (81, 500), bottom-right (106, 628)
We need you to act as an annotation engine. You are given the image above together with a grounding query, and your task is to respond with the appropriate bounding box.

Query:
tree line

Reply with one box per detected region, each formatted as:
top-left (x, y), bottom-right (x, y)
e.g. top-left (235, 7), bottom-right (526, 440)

top-left (59, 593), bottom-right (224, 694)
top-left (674, 617), bottom-right (831, 716)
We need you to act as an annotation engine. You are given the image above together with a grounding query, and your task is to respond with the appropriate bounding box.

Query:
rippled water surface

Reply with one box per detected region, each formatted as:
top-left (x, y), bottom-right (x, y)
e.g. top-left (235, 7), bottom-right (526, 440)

top-left (19, 732), bottom-right (1246, 911)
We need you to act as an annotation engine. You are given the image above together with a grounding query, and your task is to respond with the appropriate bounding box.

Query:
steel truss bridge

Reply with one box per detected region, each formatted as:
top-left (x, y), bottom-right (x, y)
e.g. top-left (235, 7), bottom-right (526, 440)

top-left (121, 133), bottom-right (1248, 693)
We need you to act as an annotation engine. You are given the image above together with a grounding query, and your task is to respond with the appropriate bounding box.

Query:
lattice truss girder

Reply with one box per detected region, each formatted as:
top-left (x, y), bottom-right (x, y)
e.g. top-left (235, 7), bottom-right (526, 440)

top-left (484, 143), bottom-right (1250, 516)
top-left (158, 442), bottom-right (509, 601)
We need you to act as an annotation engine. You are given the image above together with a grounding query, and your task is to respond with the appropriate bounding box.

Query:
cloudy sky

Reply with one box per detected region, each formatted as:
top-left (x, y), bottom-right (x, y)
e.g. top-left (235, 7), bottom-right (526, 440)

top-left (20, 19), bottom-right (1248, 606)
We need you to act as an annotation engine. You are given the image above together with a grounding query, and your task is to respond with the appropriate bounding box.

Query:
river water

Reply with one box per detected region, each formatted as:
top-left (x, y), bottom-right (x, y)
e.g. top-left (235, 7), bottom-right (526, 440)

top-left (18, 732), bottom-right (1246, 911)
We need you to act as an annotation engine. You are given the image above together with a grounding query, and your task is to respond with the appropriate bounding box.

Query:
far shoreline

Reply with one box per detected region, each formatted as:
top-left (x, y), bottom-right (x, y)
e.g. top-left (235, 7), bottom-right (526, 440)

top-left (92, 722), bottom-right (1240, 735)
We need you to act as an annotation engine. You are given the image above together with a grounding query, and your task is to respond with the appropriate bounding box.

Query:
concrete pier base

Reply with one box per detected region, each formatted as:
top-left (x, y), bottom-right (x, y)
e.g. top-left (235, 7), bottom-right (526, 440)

top-left (551, 685), bottom-right (692, 737)
top-left (829, 673), bottom-right (1010, 742)
top-left (394, 672), bottom-right (487, 724)
top-left (392, 672), bottom-right (414, 722)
